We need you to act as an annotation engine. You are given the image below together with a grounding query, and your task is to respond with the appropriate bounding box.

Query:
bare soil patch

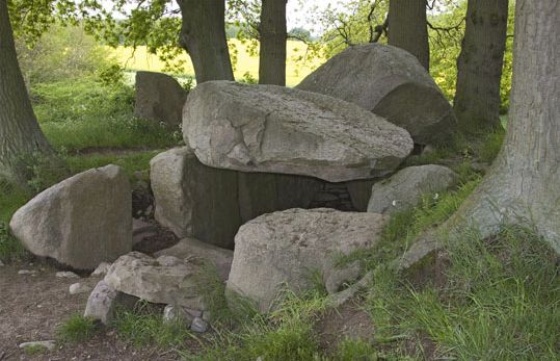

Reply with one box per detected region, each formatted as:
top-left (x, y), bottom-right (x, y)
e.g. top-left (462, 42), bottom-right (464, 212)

top-left (0, 259), bottom-right (188, 361)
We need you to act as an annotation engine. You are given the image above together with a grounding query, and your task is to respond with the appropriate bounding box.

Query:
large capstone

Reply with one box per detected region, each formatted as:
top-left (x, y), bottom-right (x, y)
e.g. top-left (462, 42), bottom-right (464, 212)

top-left (297, 43), bottom-right (457, 146)
top-left (183, 81), bottom-right (413, 182)
top-left (10, 165), bottom-right (132, 270)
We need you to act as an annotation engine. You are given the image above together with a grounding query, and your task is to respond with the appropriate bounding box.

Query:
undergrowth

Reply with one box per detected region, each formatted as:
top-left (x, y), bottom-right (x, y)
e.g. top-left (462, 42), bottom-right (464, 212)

top-left (57, 314), bottom-right (100, 343)
top-left (33, 79), bottom-right (182, 152)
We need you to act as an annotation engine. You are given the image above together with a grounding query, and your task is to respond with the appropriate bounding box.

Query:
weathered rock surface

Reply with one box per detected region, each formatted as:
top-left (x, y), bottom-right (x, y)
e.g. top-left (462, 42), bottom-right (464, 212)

top-left (104, 252), bottom-right (207, 310)
top-left (297, 43), bottom-right (456, 145)
top-left (10, 165), bottom-right (132, 270)
top-left (237, 171), bottom-right (321, 223)
top-left (227, 208), bottom-right (389, 312)
top-left (155, 237), bottom-right (234, 282)
top-left (367, 165), bottom-right (458, 214)
top-left (183, 81), bottom-right (413, 182)
top-left (150, 147), bottom-right (240, 248)
top-left (84, 280), bottom-right (137, 325)
top-left (134, 71), bottom-right (188, 129)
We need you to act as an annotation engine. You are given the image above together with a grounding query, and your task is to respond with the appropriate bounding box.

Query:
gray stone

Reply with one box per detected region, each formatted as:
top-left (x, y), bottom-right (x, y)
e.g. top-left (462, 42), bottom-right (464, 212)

top-left (84, 280), bottom-right (137, 325)
top-left (10, 165), bottom-right (132, 270)
top-left (56, 271), bottom-right (80, 279)
top-left (69, 282), bottom-right (92, 295)
top-left (132, 218), bottom-right (159, 246)
top-left (324, 261), bottom-right (363, 295)
top-left (19, 340), bottom-right (55, 352)
top-left (183, 81), bottom-right (413, 182)
top-left (237, 171), bottom-right (322, 223)
top-left (134, 71), bottom-right (188, 129)
top-left (104, 252), bottom-right (207, 310)
top-left (91, 262), bottom-right (111, 277)
top-left (163, 305), bottom-right (194, 326)
top-left (297, 43), bottom-right (457, 146)
top-left (18, 269), bottom-right (37, 276)
top-left (227, 208), bottom-right (389, 312)
top-left (190, 317), bottom-right (209, 333)
top-left (367, 165), bottom-right (458, 214)
top-left (155, 237), bottom-right (233, 282)
top-left (150, 147), bottom-right (240, 248)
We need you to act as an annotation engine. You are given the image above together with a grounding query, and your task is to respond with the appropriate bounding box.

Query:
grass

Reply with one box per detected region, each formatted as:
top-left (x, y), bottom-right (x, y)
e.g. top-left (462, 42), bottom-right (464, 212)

top-left (57, 314), bottom-right (99, 343)
top-left (33, 79), bottom-right (182, 152)
top-left (111, 39), bottom-right (324, 87)
top-left (113, 302), bottom-right (194, 349)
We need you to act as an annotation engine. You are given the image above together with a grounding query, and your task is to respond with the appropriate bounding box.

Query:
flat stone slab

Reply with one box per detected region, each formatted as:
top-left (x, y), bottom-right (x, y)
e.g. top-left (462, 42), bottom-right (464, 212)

top-left (183, 81), bottom-right (413, 182)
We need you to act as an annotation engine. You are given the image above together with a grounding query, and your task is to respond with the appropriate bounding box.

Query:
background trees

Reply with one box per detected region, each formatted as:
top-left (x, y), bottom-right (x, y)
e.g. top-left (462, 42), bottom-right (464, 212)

top-left (453, 0), bottom-right (509, 135)
top-left (443, 0), bottom-right (560, 253)
top-left (388, 0), bottom-right (429, 70)
top-left (0, 0), bottom-right (56, 184)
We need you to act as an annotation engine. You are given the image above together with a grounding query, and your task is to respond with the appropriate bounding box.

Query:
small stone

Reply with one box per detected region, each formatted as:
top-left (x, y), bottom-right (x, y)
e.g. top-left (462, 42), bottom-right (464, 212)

top-left (0, 260), bottom-right (4, 267)
top-left (190, 317), bottom-right (209, 333)
top-left (91, 262), bottom-right (111, 277)
top-left (201, 310), bottom-right (212, 322)
top-left (69, 283), bottom-right (92, 295)
top-left (18, 269), bottom-right (37, 275)
top-left (184, 307), bottom-right (203, 319)
top-left (56, 271), bottom-right (80, 279)
top-left (163, 305), bottom-right (194, 326)
top-left (19, 340), bottom-right (56, 352)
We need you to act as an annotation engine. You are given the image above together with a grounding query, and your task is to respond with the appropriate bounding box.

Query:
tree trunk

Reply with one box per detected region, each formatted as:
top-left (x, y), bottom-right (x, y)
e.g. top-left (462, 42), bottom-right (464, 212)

top-left (0, 0), bottom-right (54, 184)
top-left (453, 0), bottom-right (509, 135)
top-left (176, 0), bottom-right (234, 84)
top-left (439, 0), bottom-right (560, 254)
top-left (259, 0), bottom-right (287, 86)
top-left (388, 0), bottom-right (429, 70)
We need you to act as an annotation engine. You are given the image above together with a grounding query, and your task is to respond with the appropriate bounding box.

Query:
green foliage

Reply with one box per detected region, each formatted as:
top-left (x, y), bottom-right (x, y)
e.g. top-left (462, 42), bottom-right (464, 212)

top-left (188, 291), bottom-right (326, 361)
top-left (57, 314), bottom-right (99, 343)
top-left (32, 79), bottom-right (181, 151)
top-left (0, 221), bottom-right (27, 262)
top-left (319, 0), bottom-right (389, 58)
top-left (15, 24), bottom-right (116, 86)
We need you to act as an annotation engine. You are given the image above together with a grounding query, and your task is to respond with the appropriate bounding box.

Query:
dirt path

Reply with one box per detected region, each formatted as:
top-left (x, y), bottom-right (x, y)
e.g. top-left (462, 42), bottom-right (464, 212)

top-left (0, 260), bottom-right (180, 361)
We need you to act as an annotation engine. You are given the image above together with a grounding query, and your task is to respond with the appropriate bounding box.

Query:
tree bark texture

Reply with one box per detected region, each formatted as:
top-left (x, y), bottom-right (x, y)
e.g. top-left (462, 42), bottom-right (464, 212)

top-left (444, 0), bottom-right (560, 253)
top-left (453, 0), bottom-right (509, 134)
top-left (177, 0), bottom-right (234, 83)
top-left (259, 0), bottom-right (287, 85)
top-left (0, 0), bottom-right (53, 183)
top-left (388, 0), bottom-right (429, 70)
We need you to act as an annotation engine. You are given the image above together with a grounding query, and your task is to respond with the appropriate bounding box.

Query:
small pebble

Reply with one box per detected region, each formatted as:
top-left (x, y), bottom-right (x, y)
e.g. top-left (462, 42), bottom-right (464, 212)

top-left (0, 260), bottom-right (4, 267)
top-left (18, 269), bottom-right (37, 276)
top-left (91, 262), bottom-right (111, 277)
top-left (56, 271), bottom-right (80, 279)
top-left (190, 317), bottom-right (209, 333)
top-left (163, 305), bottom-right (194, 326)
top-left (19, 340), bottom-right (56, 352)
top-left (69, 283), bottom-right (92, 295)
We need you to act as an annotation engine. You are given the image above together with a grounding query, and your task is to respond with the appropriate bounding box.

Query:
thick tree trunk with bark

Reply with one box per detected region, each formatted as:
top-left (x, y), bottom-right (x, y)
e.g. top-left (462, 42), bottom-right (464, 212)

top-left (177, 0), bottom-right (234, 83)
top-left (259, 0), bottom-right (287, 85)
top-left (388, 0), bottom-right (429, 70)
top-left (0, 0), bottom-right (54, 183)
top-left (434, 0), bottom-right (560, 255)
top-left (453, 0), bottom-right (509, 135)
